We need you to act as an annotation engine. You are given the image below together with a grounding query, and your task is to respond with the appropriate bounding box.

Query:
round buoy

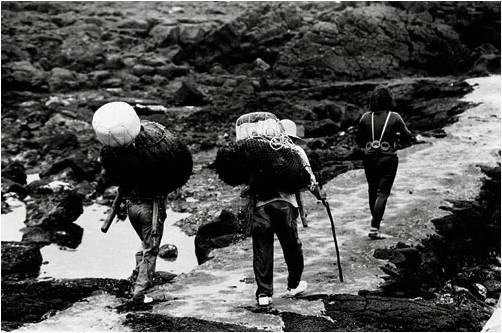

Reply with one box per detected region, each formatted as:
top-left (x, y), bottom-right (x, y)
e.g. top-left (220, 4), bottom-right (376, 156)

top-left (92, 101), bottom-right (141, 147)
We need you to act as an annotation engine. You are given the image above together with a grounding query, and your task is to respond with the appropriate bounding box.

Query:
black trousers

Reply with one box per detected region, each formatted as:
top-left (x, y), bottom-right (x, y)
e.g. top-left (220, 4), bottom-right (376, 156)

top-left (363, 154), bottom-right (398, 229)
top-left (251, 200), bottom-right (303, 298)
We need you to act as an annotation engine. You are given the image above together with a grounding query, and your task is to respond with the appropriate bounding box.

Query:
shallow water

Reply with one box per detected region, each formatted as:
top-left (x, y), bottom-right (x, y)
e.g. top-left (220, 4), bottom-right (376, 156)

top-left (1, 202), bottom-right (197, 279)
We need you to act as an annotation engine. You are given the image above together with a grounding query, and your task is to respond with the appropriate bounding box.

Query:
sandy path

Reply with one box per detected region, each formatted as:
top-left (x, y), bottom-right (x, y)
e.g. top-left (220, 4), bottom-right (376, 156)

top-left (146, 76), bottom-right (500, 330)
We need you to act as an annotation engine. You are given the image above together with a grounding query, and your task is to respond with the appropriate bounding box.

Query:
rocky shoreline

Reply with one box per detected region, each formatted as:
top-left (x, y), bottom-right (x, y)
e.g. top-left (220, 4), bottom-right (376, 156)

top-left (1, 1), bottom-right (500, 331)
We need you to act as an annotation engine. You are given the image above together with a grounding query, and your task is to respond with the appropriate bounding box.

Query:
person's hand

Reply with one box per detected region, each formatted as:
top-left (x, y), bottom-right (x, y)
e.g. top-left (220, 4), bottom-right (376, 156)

top-left (240, 185), bottom-right (251, 198)
top-left (312, 184), bottom-right (326, 201)
top-left (415, 134), bottom-right (427, 143)
top-left (116, 202), bottom-right (127, 221)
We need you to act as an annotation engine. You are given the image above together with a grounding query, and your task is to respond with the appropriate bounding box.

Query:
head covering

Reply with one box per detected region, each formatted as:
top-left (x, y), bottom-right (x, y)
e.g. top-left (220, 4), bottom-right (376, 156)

top-left (280, 119), bottom-right (304, 142)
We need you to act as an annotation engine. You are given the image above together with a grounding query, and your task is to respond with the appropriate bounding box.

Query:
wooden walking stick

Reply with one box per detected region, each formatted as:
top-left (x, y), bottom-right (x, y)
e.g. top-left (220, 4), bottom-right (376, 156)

top-left (101, 188), bottom-right (123, 233)
top-left (295, 192), bottom-right (309, 227)
top-left (322, 199), bottom-right (344, 282)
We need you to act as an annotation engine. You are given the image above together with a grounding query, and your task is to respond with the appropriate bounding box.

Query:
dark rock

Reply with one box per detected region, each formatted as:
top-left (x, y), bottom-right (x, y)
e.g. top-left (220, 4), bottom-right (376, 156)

top-left (117, 18), bottom-right (151, 30)
top-left (158, 243), bottom-right (178, 260)
top-left (319, 293), bottom-right (489, 332)
top-left (2, 161), bottom-right (27, 185)
top-left (178, 24), bottom-right (212, 45)
top-left (313, 101), bottom-right (364, 128)
top-left (140, 55), bottom-right (169, 67)
top-left (304, 119), bottom-right (340, 138)
top-left (42, 157), bottom-right (101, 182)
top-left (1, 60), bottom-right (47, 91)
top-left (25, 190), bottom-right (83, 228)
top-left (47, 67), bottom-right (81, 91)
top-left (40, 132), bottom-right (80, 154)
top-left (21, 223), bottom-right (84, 249)
top-left (20, 227), bottom-right (52, 246)
top-left (253, 58), bottom-right (271, 71)
top-left (178, 5), bottom-right (303, 71)
top-left (483, 279), bottom-right (501, 299)
top-left (101, 77), bottom-right (123, 88)
top-left (1, 241), bottom-right (42, 277)
top-left (1, 278), bottom-right (130, 330)
top-left (152, 271), bottom-right (177, 285)
top-left (195, 209), bottom-right (241, 264)
top-left (104, 54), bottom-right (124, 69)
top-left (131, 64), bottom-right (155, 76)
top-left (123, 312), bottom-right (257, 332)
top-left (89, 70), bottom-right (112, 83)
top-left (470, 53), bottom-right (501, 75)
top-left (149, 24), bottom-right (180, 47)
top-left (156, 64), bottom-right (190, 79)
top-left (306, 138), bottom-right (328, 150)
top-left (274, 6), bottom-right (470, 80)
top-left (173, 80), bottom-right (210, 106)
top-left (375, 164), bottom-right (501, 298)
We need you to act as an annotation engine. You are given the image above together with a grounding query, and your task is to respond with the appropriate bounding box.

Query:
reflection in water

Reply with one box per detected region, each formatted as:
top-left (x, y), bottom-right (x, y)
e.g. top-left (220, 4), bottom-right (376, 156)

top-left (2, 202), bottom-right (197, 279)
top-left (21, 223), bottom-right (84, 249)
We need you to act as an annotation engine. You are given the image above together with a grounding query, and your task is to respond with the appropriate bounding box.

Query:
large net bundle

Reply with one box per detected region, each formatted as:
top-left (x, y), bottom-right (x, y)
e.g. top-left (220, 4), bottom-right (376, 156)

top-left (100, 121), bottom-right (193, 194)
top-left (214, 144), bottom-right (249, 186)
top-left (215, 136), bottom-right (310, 193)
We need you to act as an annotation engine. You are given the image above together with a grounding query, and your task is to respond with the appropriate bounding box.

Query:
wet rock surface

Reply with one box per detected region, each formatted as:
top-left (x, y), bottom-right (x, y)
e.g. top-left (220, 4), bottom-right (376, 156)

top-left (123, 312), bottom-right (260, 332)
top-left (373, 165), bottom-right (501, 302)
top-left (1, 278), bottom-right (131, 331)
top-left (1, 241), bottom-right (43, 279)
top-left (158, 244), bottom-right (178, 260)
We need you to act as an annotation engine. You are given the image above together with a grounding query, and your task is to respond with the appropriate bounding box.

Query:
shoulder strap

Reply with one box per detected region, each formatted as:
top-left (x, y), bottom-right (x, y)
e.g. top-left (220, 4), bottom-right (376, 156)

top-left (378, 111), bottom-right (392, 142)
top-left (371, 111), bottom-right (392, 143)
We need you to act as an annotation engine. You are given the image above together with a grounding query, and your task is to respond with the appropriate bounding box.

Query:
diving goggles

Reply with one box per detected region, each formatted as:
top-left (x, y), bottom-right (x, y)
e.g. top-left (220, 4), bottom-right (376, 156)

top-left (365, 140), bottom-right (392, 152)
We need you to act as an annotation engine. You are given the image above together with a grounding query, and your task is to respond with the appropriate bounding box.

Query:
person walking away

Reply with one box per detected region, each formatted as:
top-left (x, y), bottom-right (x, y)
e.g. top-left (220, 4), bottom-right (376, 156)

top-left (356, 86), bottom-right (415, 240)
top-left (92, 102), bottom-right (192, 302)
top-left (248, 117), bottom-right (324, 307)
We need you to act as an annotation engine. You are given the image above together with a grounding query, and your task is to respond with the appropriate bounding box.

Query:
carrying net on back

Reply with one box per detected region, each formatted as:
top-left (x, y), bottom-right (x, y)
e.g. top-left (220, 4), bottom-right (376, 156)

top-left (216, 112), bottom-right (310, 194)
top-left (100, 120), bottom-right (193, 194)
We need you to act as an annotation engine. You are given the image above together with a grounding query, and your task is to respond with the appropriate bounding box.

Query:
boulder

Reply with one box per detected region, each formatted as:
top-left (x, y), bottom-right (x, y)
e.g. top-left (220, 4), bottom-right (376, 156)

top-left (194, 209), bottom-right (241, 264)
top-left (131, 64), bottom-right (155, 76)
top-left (47, 67), bottom-right (81, 91)
top-left (274, 5), bottom-right (470, 80)
top-left (150, 24), bottom-right (179, 47)
top-left (1, 241), bottom-right (42, 277)
top-left (104, 54), bottom-right (124, 69)
top-left (25, 189), bottom-right (83, 228)
top-left (178, 24), bottom-right (208, 45)
top-left (2, 60), bottom-right (47, 91)
top-left (173, 80), bottom-right (210, 106)
top-left (304, 119), bottom-right (340, 138)
top-left (158, 243), bottom-right (178, 260)
top-left (177, 4), bottom-right (304, 70)
top-left (2, 161), bottom-right (27, 185)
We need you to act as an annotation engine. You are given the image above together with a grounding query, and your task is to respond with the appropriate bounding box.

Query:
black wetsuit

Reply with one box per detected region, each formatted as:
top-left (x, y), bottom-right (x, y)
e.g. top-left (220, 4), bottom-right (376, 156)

top-left (356, 111), bottom-right (414, 229)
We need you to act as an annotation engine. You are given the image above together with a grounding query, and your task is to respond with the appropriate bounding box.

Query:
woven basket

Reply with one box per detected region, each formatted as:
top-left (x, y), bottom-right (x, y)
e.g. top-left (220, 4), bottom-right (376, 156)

top-left (101, 121), bottom-right (192, 194)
